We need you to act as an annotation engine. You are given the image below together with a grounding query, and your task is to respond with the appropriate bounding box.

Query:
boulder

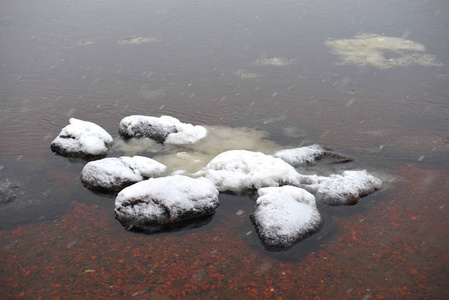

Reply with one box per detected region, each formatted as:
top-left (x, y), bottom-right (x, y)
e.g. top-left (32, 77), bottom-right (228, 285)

top-left (251, 186), bottom-right (323, 250)
top-left (118, 115), bottom-right (207, 145)
top-left (115, 175), bottom-right (219, 231)
top-left (81, 156), bottom-right (167, 192)
top-left (301, 170), bottom-right (382, 205)
top-left (273, 144), bottom-right (353, 167)
top-left (51, 118), bottom-right (113, 158)
top-left (195, 150), bottom-right (302, 193)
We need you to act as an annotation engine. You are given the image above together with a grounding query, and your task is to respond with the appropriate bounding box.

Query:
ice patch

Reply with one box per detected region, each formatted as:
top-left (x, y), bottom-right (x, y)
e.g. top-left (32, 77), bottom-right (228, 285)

top-left (51, 118), bottom-right (113, 157)
top-left (195, 150), bottom-right (302, 193)
top-left (81, 156), bottom-right (167, 192)
top-left (325, 33), bottom-right (442, 69)
top-left (235, 69), bottom-right (262, 79)
top-left (301, 170), bottom-right (382, 205)
top-left (251, 186), bottom-right (323, 249)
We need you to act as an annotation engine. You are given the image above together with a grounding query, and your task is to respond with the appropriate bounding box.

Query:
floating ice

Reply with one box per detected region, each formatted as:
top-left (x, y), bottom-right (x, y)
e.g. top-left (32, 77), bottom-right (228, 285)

top-left (119, 115), bottom-right (207, 145)
top-left (195, 150), bottom-right (302, 193)
top-left (81, 156), bottom-right (167, 192)
top-left (325, 33), bottom-right (442, 69)
top-left (115, 175), bottom-right (219, 227)
top-left (251, 186), bottom-right (323, 249)
top-left (301, 170), bottom-right (382, 205)
top-left (51, 118), bottom-right (113, 158)
top-left (235, 69), bottom-right (262, 79)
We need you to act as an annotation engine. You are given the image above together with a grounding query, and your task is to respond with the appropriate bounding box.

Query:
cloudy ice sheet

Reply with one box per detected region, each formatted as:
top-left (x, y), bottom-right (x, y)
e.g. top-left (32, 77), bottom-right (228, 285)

top-left (252, 186), bottom-right (322, 247)
top-left (300, 170), bottom-right (382, 205)
top-left (115, 175), bottom-right (219, 223)
top-left (195, 150), bottom-right (302, 193)
top-left (325, 33), bottom-right (442, 69)
top-left (51, 118), bottom-right (113, 156)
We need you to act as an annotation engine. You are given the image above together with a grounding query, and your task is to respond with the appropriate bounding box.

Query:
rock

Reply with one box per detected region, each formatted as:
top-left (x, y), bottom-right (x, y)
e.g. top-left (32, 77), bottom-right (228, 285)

top-left (195, 150), bottom-right (302, 193)
top-left (118, 115), bottom-right (207, 145)
top-left (300, 170), bottom-right (382, 205)
top-left (0, 179), bottom-right (21, 204)
top-left (51, 118), bottom-right (113, 158)
top-left (81, 156), bottom-right (167, 192)
top-left (251, 186), bottom-right (323, 250)
top-left (273, 144), bottom-right (353, 167)
top-left (115, 175), bottom-right (219, 231)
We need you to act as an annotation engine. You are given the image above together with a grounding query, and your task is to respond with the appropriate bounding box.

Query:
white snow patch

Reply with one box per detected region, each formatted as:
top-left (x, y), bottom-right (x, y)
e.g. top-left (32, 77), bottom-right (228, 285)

top-left (252, 186), bottom-right (322, 247)
top-left (195, 150), bottom-right (302, 193)
top-left (301, 170), bottom-right (382, 205)
top-left (115, 175), bottom-right (219, 223)
top-left (51, 118), bottom-right (113, 156)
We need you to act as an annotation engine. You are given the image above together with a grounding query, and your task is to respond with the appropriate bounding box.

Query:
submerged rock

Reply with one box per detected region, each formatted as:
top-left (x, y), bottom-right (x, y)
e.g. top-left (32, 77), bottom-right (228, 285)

top-left (251, 186), bottom-right (323, 250)
top-left (51, 118), bottom-right (113, 158)
top-left (273, 144), bottom-right (353, 167)
top-left (115, 175), bottom-right (219, 231)
top-left (118, 115), bottom-right (207, 145)
top-left (195, 150), bottom-right (302, 193)
top-left (81, 156), bottom-right (167, 192)
top-left (301, 170), bottom-right (382, 205)
top-left (0, 179), bottom-right (21, 204)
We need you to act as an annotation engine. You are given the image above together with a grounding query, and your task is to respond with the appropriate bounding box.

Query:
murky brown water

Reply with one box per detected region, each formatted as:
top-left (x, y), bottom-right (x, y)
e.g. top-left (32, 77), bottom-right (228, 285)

top-left (1, 0), bottom-right (448, 298)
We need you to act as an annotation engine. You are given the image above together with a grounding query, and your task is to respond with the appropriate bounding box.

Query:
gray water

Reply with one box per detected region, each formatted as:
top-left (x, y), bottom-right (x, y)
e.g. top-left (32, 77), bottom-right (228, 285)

top-left (1, 0), bottom-right (448, 298)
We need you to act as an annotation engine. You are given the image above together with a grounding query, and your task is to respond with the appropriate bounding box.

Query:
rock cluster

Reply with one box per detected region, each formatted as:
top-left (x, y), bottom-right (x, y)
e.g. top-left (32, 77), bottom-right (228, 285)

top-left (51, 115), bottom-right (382, 250)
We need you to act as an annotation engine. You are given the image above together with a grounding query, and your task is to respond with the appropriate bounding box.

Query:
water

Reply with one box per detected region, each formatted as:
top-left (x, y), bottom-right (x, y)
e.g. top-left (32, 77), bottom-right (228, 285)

top-left (1, 0), bottom-right (448, 298)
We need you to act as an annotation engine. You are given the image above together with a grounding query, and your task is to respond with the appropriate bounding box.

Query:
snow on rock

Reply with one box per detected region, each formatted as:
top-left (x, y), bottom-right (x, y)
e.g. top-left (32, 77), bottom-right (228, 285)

top-left (118, 115), bottom-right (207, 145)
top-left (115, 175), bottom-right (219, 230)
top-left (51, 118), bottom-right (113, 158)
top-left (273, 144), bottom-right (326, 166)
top-left (301, 170), bottom-right (382, 205)
top-left (273, 144), bottom-right (353, 166)
top-left (195, 150), bottom-right (302, 193)
top-left (251, 186), bottom-right (323, 249)
top-left (81, 156), bottom-right (167, 192)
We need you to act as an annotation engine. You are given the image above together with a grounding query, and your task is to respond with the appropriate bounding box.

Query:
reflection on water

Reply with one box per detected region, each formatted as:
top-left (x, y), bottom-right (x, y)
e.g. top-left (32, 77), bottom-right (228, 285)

top-left (0, 0), bottom-right (448, 298)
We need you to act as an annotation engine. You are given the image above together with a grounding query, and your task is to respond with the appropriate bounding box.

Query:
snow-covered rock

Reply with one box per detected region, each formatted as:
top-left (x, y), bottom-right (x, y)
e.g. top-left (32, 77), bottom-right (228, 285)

top-left (251, 186), bottom-right (323, 249)
top-left (273, 144), bottom-right (353, 166)
top-left (118, 115), bottom-right (207, 145)
top-left (81, 156), bottom-right (167, 192)
top-left (301, 170), bottom-right (382, 205)
top-left (51, 118), bottom-right (113, 158)
top-left (195, 150), bottom-right (302, 193)
top-left (115, 175), bottom-right (219, 230)
top-left (274, 144), bottom-right (326, 166)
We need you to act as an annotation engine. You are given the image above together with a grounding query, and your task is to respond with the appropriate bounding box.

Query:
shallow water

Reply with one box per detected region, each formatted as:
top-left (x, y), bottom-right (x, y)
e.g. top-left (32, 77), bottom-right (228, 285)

top-left (1, 0), bottom-right (448, 298)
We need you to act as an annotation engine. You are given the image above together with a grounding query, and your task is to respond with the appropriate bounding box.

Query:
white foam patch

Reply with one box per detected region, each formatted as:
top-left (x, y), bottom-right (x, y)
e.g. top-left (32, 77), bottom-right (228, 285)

top-left (235, 69), bottom-right (262, 79)
top-left (252, 186), bottom-right (322, 246)
top-left (195, 150), bottom-right (302, 193)
top-left (325, 33), bottom-right (442, 69)
top-left (254, 57), bottom-right (296, 66)
top-left (117, 36), bottom-right (158, 45)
